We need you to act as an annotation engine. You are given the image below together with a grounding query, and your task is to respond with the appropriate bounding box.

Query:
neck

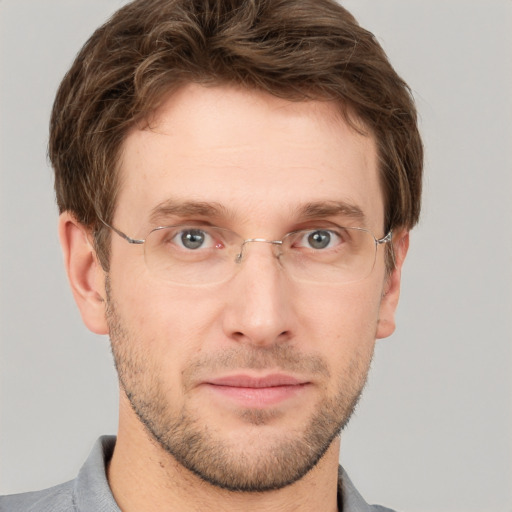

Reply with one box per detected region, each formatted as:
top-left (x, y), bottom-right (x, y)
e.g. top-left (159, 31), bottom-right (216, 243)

top-left (107, 402), bottom-right (340, 512)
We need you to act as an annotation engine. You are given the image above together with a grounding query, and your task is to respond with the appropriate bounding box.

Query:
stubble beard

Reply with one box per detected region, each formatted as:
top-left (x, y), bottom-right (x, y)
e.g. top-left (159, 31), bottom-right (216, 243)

top-left (106, 289), bottom-right (373, 493)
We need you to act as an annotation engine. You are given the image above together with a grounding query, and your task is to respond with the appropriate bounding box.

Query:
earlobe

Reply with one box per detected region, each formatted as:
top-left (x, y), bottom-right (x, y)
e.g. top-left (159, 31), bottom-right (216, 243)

top-left (376, 230), bottom-right (409, 339)
top-left (58, 212), bottom-right (109, 335)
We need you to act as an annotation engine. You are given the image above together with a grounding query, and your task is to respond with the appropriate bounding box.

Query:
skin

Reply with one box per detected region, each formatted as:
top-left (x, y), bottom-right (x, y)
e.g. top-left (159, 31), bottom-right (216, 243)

top-left (59, 83), bottom-right (409, 512)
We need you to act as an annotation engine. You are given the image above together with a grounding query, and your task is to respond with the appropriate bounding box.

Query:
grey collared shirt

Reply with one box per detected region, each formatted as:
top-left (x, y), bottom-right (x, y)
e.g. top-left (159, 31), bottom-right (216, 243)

top-left (0, 436), bottom-right (396, 512)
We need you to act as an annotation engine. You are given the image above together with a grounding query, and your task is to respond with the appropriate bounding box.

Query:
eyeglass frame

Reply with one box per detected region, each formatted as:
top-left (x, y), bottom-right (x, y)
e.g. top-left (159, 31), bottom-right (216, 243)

top-left (98, 216), bottom-right (393, 284)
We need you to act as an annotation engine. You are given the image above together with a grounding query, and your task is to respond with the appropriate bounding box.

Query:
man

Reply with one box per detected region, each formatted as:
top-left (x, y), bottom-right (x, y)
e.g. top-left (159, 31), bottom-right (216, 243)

top-left (0, 0), bottom-right (422, 510)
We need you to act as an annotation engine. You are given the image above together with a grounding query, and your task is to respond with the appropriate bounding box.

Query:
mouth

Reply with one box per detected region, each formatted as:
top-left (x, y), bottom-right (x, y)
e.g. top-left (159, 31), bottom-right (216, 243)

top-left (202, 374), bottom-right (311, 408)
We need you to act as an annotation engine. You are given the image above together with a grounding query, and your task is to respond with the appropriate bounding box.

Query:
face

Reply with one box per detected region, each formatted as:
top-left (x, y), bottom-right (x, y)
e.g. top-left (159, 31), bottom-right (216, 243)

top-left (98, 84), bottom-right (402, 491)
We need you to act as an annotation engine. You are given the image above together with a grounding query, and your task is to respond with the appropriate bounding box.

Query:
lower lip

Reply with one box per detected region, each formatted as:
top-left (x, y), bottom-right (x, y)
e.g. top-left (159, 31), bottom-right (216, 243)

top-left (204, 383), bottom-right (308, 408)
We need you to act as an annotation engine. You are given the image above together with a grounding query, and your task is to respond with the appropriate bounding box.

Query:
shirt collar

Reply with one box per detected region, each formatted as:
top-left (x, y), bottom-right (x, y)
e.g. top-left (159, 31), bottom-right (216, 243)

top-left (73, 435), bottom-right (119, 511)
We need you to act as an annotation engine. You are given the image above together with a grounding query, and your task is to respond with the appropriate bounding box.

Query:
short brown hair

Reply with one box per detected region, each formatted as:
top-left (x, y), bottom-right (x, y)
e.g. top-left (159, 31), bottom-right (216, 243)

top-left (49, 0), bottom-right (423, 270)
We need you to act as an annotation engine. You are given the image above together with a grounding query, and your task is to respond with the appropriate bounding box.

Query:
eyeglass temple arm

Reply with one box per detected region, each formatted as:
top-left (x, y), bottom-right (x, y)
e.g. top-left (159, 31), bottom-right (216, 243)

top-left (377, 230), bottom-right (392, 245)
top-left (98, 217), bottom-right (145, 245)
top-left (377, 230), bottom-right (395, 268)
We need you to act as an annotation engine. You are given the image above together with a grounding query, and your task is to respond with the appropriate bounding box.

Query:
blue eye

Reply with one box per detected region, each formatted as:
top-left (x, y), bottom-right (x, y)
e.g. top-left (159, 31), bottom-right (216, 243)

top-left (299, 229), bottom-right (342, 250)
top-left (308, 230), bottom-right (330, 249)
top-left (175, 229), bottom-right (213, 250)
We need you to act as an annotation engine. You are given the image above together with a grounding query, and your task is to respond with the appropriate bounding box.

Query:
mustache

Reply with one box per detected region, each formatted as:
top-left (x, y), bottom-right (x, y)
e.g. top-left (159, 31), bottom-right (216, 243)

top-left (182, 344), bottom-right (330, 389)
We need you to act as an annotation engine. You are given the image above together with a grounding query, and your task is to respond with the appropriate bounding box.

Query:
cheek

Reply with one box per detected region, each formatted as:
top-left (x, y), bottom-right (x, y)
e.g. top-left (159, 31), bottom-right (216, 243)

top-left (108, 281), bottom-right (224, 405)
top-left (294, 283), bottom-right (382, 376)
top-left (113, 275), bottom-right (224, 360)
top-left (297, 283), bottom-right (382, 340)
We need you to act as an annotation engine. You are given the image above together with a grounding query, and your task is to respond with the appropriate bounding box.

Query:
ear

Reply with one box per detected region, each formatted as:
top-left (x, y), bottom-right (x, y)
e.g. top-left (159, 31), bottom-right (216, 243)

top-left (376, 230), bottom-right (409, 339)
top-left (58, 212), bottom-right (109, 335)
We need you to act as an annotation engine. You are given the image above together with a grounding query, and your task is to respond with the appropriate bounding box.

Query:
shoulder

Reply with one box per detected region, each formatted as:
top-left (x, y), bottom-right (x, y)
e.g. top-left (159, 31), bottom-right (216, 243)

top-left (0, 480), bottom-right (75, 512)
top-left (0, 436), bottom-right (118, 512)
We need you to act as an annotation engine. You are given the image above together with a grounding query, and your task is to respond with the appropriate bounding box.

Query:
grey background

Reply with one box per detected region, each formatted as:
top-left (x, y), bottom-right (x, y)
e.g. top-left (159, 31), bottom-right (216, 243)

top-left (1, 1), bottom-right (511, 511)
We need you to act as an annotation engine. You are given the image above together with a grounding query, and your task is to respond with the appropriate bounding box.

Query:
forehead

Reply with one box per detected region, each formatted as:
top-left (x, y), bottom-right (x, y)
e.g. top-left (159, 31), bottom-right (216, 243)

top-left (116, 83), bottom-right (384, 233)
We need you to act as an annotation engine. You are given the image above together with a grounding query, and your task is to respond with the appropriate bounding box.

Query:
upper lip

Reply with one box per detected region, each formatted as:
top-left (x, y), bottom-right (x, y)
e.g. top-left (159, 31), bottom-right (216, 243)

top-left (205, 374), bottom-right (309, 388)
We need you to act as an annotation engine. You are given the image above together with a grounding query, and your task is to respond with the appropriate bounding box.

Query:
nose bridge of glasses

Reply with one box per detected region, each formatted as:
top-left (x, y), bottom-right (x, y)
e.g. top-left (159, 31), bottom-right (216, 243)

top-left (235, 238), bottom-right (284, 263)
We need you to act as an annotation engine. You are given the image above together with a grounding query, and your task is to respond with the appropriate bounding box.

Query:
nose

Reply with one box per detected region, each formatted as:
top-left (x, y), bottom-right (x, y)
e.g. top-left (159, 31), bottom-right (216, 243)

top-left (222, 241), bottom-right (295, 347)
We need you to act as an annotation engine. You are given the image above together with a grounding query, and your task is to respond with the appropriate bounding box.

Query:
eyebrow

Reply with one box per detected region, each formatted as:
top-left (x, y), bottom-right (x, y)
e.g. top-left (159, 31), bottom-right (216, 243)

top-left (298, 200), bottom-right (366, 223)
top-left (147, 198), bottom-right (366, 227)
top-left (148, 199), bottom-right (229, 226)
